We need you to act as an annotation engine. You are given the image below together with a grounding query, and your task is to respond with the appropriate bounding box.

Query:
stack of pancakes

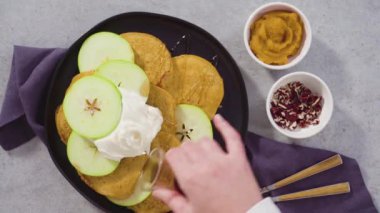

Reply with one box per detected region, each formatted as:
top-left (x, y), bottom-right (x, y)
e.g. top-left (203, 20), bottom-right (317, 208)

top-left (55, 32), bottom-right (224, 213)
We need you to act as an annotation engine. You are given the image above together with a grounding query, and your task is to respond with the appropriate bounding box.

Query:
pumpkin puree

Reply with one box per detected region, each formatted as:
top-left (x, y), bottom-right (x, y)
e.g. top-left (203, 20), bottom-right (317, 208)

top-left (250, 11), bottom-right (303, 65)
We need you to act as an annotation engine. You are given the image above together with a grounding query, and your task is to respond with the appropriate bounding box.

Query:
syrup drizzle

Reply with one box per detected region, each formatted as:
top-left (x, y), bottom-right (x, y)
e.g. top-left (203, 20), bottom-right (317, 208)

top-left (211, 55), bottom-right (219, 67)
top-left (170, 34), bottom-right (219, 68)
top-left (170, 34), bottom-right (191, 55)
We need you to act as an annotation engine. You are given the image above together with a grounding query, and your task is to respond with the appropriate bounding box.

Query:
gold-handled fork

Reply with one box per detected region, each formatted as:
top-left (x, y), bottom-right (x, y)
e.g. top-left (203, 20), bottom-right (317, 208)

top-left (272, 182), bottom-right (351, 202)
top-left (261, 154), bottom-right (343, 194)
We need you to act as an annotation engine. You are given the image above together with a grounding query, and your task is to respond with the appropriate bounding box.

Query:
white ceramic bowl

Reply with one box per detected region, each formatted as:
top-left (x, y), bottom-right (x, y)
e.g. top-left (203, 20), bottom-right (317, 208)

top-left (244, 2), bottom-right (312, 70)
top-left (266, 72), bottom-right (333, 139)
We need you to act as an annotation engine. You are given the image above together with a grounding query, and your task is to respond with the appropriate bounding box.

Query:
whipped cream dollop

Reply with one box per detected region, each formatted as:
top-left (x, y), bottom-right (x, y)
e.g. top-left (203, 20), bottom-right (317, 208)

top-left (94, 89), bottom-right (163, 161)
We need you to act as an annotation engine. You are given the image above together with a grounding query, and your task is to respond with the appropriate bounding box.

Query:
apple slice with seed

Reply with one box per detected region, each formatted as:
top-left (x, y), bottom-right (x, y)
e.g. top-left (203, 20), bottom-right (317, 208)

top-left (78, 32), bottom-right (134, 72)
top-left (96, 60), bottom-right (150, 101)
top-left (67, 132), bottom-right (119, 176)
top-left (63, 75), bottom-right (122, 139)
top-left (175, 104), bottom-right (213, 142)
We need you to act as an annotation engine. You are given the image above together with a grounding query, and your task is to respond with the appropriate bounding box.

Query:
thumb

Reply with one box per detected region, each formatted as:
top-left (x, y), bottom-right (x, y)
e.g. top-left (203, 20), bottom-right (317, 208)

top-left (153, 187), bottom-right (190, 213)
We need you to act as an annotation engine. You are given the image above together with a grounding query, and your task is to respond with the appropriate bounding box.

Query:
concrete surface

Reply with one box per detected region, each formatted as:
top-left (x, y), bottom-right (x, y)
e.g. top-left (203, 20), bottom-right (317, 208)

top-left (0, 0), bottom-right (379, 212)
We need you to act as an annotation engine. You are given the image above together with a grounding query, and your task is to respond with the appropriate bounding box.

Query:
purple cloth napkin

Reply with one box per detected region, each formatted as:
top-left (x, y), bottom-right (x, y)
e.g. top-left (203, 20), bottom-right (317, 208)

top-left (247, 133), bottom-right (377, 212)
top-left (0, 46), bottom-right (66, 150)
top-left (0, 46), bottom-right (377, 212)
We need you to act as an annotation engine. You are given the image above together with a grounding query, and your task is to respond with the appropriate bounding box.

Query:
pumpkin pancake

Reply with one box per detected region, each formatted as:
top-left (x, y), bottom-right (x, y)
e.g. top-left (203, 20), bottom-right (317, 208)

top-left (79, 155), bottom-right (148, 199)
top-left (72, 71), bottom-right (95, 82)
top-left (130, 132), bottom-right (181, 213)
top-left (159, 55), bottom-right (224, 118)
top-left (55, 105), bottom-right (71, 144)
top-left (67, 71), bottom-right (95, 91)
top-left (147, 85), bottom-right (176, 134)
top-left (121, 32), bottom-right (172, 85)
top-left (130, 194), bottom-right (171, 213)
top-left (150, 131), bottom-right (181, 152)
top-left (78, 131), bottom-right (180, 201)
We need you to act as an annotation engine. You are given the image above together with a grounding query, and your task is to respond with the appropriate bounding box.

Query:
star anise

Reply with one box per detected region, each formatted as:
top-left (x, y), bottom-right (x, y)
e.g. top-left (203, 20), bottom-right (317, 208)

top-left (84, 98), bottom-right (101, 116)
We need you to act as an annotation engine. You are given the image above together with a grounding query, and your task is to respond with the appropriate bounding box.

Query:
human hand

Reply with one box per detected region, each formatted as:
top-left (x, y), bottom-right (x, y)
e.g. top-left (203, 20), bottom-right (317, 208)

top-left (153, 114), bottom-right (263, 213)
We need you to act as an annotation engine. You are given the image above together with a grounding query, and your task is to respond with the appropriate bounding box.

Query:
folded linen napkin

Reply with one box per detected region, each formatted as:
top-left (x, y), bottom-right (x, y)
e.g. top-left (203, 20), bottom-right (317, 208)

top-left (0, 46), bottom-right (377, 213)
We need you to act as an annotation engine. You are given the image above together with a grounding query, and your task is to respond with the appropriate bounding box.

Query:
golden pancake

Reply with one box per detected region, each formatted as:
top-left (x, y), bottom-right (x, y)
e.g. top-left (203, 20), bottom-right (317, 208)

top-left (72, 71), bottom-right (95, 83)
top-left (78, 131), bottom-right (180, 201)
top-left (55, 105), bottom-right (71, 144)
top-left (159, 55), bottom-right (224, 118)
top-left (130, 195), bottom-right (171, 213)
top-left (150, 131), bottom-right (181, 152)
top-left (79, 155), bottom-right (148, 199)
top-left (147, 85), bottom-right (176, 134)
top-left (67, 71), bottom-right (95, 91)
top-left (130, 132), bottom-right (181, 213)
top-left (121, 32), bottom-right (172, 85)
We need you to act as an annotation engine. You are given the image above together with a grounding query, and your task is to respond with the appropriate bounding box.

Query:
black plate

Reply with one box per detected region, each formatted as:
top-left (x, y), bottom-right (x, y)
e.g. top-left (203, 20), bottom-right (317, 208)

top-left (45, 12), bottom-right (248, 212)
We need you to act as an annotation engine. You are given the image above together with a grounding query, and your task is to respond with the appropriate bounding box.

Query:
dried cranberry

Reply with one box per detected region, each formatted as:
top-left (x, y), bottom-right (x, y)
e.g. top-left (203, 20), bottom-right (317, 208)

top-left (307, 96), bottom-right (316, 105)
top-left (314, 104), bottom-right (322, 112)
top-left (290, 90), bottom-right (297, 101)
top-left (300, 92), bottom-right (310, 103)
top-left (270, 81), bottom-right (324, 131)
top-left (286, 113), bottom-right (298, 122)
top-left (287, 103), bottom-right (297, 111)
top-left (299, 120), bottom-right (308, 128)
top-left (270, 107), bottom-right (281, 116)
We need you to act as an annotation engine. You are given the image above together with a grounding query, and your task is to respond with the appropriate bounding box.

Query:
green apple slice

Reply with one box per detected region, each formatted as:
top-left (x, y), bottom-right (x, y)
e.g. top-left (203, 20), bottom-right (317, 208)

top-left (67, 132), bottom-right (119, 176)
top-left (63, 75), bottom-right (122, 139)
top-left (175, 104), bottom-right (213, 142)
top-left (108, 190), bottom-right (151, 207)
top-left (96, 60), bottom-right (150, 101)
top-left (78, 32), bottom-right (134, 72)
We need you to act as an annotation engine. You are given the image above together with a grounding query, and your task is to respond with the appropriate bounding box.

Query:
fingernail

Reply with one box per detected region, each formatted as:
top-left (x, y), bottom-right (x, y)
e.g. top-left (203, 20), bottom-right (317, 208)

top-left (214, 114), bottom-right (223, 121)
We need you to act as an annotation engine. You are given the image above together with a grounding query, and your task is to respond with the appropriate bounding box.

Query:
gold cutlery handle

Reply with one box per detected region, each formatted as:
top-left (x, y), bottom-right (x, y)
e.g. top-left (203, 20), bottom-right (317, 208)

top-left (273, 182), bottom-right (350, 202)
top-left (261, 154), bottom-right (343, 193)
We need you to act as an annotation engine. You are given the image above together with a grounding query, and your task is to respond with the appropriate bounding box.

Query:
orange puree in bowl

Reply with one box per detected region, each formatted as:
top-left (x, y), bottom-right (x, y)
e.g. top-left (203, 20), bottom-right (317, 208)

top-left (250, 11), bottom-right (303, 65)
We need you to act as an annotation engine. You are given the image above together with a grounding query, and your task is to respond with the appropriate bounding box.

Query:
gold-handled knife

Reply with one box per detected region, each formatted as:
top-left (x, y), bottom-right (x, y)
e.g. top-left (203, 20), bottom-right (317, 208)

top-left (261, 154), bottom-right (343, 194)
top-left (272, 182), bottom-right (351, 202)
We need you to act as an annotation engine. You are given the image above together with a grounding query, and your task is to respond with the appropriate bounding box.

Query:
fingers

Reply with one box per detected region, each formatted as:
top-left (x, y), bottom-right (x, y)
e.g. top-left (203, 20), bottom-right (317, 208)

top-left (166, 146), bottom-right (192, 173)
top-left (153, 187), bottom-right (189, 213)
top-left (197, 137), bottom-right (224, 155)
top-left (181, 138), bottom-right (223, 160)
top-left (213, 114), bottom-right (244, 157)
top-left (180, 140), bottom-right (203, 162)
top-left (166, 137), bottom-right (221, 191)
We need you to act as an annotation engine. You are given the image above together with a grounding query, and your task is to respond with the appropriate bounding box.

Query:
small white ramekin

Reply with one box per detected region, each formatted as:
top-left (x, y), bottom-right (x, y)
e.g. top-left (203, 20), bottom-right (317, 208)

top-left (244, 2), bottom-right (312, 70)
top-left (266, 72), bottom-right (333, 139)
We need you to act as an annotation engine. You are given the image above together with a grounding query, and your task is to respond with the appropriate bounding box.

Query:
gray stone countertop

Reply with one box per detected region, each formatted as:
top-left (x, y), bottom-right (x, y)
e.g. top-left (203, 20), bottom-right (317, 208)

top-left (0, 0), bottom-right (379, 212)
